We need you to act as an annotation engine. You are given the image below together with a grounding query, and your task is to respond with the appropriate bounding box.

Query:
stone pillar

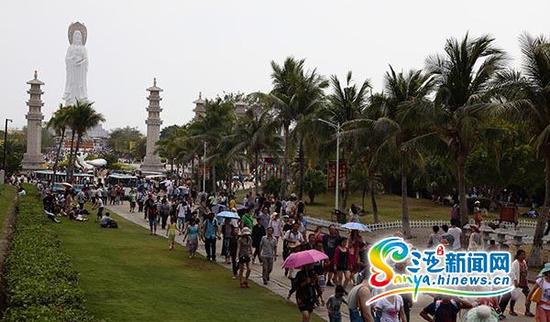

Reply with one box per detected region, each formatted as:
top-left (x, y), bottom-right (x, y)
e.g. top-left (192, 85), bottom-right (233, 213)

top-left (22, 71), bottom-right (45, 171)
top-left (140, 78), bottom-right (164, 173)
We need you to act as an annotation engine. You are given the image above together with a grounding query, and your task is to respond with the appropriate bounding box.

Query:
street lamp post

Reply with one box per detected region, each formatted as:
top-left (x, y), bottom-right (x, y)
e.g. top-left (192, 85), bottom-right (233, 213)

top-left (3, 119), bottom-right (13, 172)
top-left (318, 118), bottom-right (341, 211)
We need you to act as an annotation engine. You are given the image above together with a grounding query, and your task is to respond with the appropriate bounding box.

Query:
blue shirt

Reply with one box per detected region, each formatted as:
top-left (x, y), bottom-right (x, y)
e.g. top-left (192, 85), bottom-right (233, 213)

top-left (204, 218), bottom-right (218, 239)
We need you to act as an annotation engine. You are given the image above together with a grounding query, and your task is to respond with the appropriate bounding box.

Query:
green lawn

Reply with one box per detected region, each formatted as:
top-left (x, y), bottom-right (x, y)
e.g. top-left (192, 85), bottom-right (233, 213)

top-left (0, 184), bottom-right (16, 226)
top-left (52, 210), bottom-right (322, 322)
top-left (238, 189), bottom-right (511, 223)
top-left (305, 192), bottom-right (453, 222)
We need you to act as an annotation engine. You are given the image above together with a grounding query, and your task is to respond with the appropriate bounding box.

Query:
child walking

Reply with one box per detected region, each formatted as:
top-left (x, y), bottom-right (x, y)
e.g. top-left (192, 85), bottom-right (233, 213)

top-left (166, 217), bottom-right (179, 250)
top-left (326, 285), bottom-right (347, 322)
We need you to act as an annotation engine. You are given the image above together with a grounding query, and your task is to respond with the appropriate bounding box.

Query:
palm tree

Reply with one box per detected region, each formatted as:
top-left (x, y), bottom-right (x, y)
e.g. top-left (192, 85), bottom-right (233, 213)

top-left (47, 104), bottom-right (71, 185)
top-left (341, 93), bottom-right (398, 223)
top-left (489, 33), bottom-right (550, 266)
top-left (66, 100), bottom-right (105, 182)
top-left (227, 109), bottom-right (282, 194)
top-left (269, 57), bottom-right (328, 198)
top-left (381, 66), bottom-right (435, 237)
top-left (187, 98), bottom-right (236, 193)
top-left (325, 71), bottom-right (371, 210)
top-left (421, 34), bottom-right (506, 226)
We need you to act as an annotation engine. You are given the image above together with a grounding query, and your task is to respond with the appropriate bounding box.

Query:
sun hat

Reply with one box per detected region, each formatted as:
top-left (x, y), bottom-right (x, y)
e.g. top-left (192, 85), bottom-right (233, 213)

top-left (241, 227), bottom-right (252, 236)
top-left (539, 262), bottom-right (550, 276)
top-left (474, 200), bottom-right (481, 205)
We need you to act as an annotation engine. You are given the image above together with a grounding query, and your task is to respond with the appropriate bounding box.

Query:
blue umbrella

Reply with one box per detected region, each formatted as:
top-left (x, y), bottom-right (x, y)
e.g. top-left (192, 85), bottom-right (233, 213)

top-left (216, 211), bottom-right (240, 220)
top-left (341, 222), bottom-right (371, 232)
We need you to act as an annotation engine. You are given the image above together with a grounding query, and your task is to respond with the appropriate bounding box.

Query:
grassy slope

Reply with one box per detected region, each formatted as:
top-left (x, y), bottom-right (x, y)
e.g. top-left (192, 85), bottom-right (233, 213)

top-left (52, 211), bottom-right (322, 322)
top-left (0, 184), bottom-right (16, 226)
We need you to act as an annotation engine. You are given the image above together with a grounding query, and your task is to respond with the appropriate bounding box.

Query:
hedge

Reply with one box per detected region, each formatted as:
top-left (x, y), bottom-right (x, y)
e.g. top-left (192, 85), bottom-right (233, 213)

top-left (3, 185), bottom-right (94, 321)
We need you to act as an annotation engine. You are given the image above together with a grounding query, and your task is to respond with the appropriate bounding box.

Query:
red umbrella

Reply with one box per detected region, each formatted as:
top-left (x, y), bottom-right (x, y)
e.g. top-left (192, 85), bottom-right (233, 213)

top-left (282, 249), bottom-right (328, 269)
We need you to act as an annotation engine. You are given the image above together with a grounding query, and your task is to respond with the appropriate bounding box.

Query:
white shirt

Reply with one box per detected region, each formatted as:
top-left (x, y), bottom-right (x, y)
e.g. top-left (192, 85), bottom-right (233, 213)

top-left (269, 219), bottom-right (282, 237)
top-left (374, 296), bottom-right (403, 322)
top-left (448, 227), bottom-right (462, 250)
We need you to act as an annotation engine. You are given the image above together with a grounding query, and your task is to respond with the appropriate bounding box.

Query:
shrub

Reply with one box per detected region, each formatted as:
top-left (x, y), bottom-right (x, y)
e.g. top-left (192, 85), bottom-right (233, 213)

top-left (3, 184), bottom-right (94, 321)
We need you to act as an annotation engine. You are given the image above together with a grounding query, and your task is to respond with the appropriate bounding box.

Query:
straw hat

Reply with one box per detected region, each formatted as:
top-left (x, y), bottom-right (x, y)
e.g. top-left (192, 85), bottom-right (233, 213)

top-left (241, 227), bottom-right (252, 236)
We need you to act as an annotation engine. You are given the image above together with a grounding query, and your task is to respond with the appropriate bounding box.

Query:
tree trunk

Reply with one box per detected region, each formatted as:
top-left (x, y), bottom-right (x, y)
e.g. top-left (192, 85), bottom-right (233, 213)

top-left (280, 124), bottom-right (289, 198)
top-left (401, 160), bottom-right (412, 238)
top-left (362, 188), bottom-right (366, 211)
top-left (298, 138), bottom-right (305, 200)
top-left (212, 165), bottom-right (216, 194)
top-left (457, 154), bottom-right (468, 226)
top-left (369, 169), bottom-right (379, 223)
top-left (51, 128), bottom-right (65, 186)
top-left (66, 130), bottom-right (76, 182)
top-left (341, 148), bottom-right (351, 212)
top-left (71, 134), bottom-right (82, 183)
top-left (529, 152), bottom-right (550, 267)
top-left (254, 152), bottom-right (259, 195)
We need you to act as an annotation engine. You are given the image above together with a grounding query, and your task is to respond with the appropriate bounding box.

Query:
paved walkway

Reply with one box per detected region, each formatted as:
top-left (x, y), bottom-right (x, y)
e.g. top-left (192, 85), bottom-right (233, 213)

top-left (108, 204), bottom-right (534, 322)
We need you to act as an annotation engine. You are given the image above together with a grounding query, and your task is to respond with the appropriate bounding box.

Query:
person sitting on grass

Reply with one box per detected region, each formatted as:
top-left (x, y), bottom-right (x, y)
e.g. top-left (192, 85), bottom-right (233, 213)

top-left (100, 212), bottom-right (118, 228)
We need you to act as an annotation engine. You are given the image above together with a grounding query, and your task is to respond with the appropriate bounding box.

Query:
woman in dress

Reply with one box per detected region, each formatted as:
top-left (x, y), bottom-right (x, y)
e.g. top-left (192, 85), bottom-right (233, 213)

top-left (333, 238), bottom-right (351, 288)
top-left (182, 218), bottom-right (200, 258)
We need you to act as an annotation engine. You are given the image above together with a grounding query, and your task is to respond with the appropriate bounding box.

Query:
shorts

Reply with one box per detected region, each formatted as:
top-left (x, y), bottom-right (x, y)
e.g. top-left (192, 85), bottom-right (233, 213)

top-left (130, 201), bottom-right (136, 208)
top-left (149, 218), bottom-right (157, 227)
top-left (298, 303), bottom-right (314, 313)
top-left (239, 255), bottom-right (251, 265)
top-left (168, 232), bottom-right (176, 242)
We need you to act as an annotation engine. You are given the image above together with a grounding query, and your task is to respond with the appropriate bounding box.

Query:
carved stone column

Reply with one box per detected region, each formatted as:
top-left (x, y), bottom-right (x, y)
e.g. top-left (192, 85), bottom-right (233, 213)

top-left (22, 71), bottom-right (45, 171)
top-left (140, 78), bottom-right (164, 173)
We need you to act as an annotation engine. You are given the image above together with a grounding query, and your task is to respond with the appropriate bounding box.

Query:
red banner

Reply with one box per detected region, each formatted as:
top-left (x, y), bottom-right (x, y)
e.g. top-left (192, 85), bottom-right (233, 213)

top-left (327, 160), bottom-right (347, 189)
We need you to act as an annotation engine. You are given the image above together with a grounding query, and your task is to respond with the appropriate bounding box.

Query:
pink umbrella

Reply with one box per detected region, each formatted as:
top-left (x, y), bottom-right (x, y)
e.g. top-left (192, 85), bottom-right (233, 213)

top-left (282, 249), bottom-right (328, 269)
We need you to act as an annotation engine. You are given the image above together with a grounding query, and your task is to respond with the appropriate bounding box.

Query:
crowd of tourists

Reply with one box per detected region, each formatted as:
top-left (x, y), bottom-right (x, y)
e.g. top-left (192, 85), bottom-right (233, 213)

top-left (8, 172), bottom-right (550, 322)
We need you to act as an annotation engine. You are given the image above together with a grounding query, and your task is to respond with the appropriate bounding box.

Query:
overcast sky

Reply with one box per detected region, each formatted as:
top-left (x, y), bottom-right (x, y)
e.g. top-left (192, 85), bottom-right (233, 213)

top-left (1, 0), bottom-right (549, 133)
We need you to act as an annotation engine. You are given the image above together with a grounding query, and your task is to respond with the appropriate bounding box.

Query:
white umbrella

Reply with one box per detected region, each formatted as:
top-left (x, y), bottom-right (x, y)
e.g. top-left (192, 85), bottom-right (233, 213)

top-left (215, 211), bottom-right (240, 220)
top-left (341, 222), bottom-right (371, 232)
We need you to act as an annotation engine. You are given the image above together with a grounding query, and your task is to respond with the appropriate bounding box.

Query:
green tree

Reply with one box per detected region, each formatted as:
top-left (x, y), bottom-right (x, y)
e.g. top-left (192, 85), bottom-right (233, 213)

top-left (489, 33), bottom-right (550, 265)
top-left (47, 105), bottom-right (71, 184)
top-left (187, 98), bottom-right (236, 193)
top-left (269, 57), bottom-right (328, 198)
top-left (227, 109), bottom-right (282, 194)
top-left (381, 66), bottom-right (435, 237)
top-left (421, 34), bottom-right (506, 225)
top-left (303, 168), bottom-right (327, 204)
top-left (324, 71), bottom-right (371, 210)
top-left (108, 127), bottom-right (144, 158)
top-left (66, 100), bottom-right (105, 182)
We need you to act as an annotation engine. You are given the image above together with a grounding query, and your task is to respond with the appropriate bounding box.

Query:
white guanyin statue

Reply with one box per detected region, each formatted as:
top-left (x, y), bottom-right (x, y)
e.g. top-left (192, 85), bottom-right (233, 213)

top-left (62, 22), bottom-right (88, 106)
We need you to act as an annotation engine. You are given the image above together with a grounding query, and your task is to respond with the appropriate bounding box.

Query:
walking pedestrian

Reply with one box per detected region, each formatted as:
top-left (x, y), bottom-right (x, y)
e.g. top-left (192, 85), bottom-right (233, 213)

top-left (202, 213), bottom-right (219, 262)
top-left (128, 188), bottom-right (137, 213)
top-left (251, 218), bottom-right (266, 264)
top-left (237, 227), bottom-right (253, 288)
top-left (159, 197), bottom-right (171, 230)
top-left (259, 227), bottom-right (277, 285)
top-left (145, 195), bottom-right (158, 235)
top-left (166, 217), bottom-right (178, 250)
top-left (183, 218), bottom-right (200, 258)
top-left (229, 226), bottom-right (239, 279)
top-left (326, 285), bottom-right (347, 322)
